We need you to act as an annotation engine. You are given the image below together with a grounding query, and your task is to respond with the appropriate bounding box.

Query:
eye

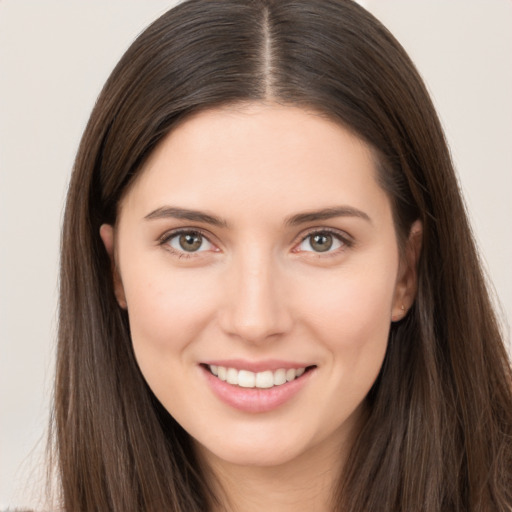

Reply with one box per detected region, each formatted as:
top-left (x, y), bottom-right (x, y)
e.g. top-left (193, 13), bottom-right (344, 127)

top-left (296, 230), bottom-right (349, 254)
top-left (163, 230), bottom-right (216, 254)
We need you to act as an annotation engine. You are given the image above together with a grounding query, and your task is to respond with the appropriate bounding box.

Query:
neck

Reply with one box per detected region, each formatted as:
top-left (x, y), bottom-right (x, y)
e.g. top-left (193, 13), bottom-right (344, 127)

top-left (199, 426), bottom-right (355, 512)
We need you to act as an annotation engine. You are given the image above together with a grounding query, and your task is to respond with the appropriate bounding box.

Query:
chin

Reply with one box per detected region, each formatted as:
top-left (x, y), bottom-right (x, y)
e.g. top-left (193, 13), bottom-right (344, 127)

top-left (195, 428), bottom-right (314, 468)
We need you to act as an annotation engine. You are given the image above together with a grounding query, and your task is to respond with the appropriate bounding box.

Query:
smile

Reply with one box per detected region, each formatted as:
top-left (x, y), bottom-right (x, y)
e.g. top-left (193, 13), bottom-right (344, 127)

top-left (208, 364), bottom-right (307, 389)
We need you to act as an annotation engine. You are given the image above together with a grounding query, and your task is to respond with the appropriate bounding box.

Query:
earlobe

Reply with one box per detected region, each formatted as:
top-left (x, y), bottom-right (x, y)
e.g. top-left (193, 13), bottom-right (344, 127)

top-left (391, 220), bottom-right (423, 322)
top-left (99, 224), bottom-right (127, 309)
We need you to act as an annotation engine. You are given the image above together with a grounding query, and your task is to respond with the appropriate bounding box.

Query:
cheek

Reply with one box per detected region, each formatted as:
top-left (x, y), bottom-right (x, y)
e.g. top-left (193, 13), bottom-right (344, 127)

top-left (122, 266), bottom-right (218, 357)
top-left (122, 267), bottom-right (221, 412)
top-left (298, 264), bottom-right (397, 342)
top-left (294, 257), bottom-right (397, 405)
top-left (295, 265), bottom-right (396, 422)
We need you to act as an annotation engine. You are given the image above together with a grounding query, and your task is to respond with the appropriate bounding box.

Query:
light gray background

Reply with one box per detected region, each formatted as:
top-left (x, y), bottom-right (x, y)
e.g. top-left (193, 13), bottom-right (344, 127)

top-left (1, 1), bottom-right (510, 509)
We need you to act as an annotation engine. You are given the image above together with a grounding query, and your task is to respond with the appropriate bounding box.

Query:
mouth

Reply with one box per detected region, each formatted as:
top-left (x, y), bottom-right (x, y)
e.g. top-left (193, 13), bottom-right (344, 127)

top-left (202, 363), bottom-right (317, 389)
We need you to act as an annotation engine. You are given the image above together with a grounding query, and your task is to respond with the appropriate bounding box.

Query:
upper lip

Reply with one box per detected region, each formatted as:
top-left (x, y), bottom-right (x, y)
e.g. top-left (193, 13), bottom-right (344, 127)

top-left (201, 359), bottom-right (315, 373)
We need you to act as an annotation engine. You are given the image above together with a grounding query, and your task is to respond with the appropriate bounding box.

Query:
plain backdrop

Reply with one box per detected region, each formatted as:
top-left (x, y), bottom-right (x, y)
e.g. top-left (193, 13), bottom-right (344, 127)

top-left (1, 1), bottom-right (510, 509)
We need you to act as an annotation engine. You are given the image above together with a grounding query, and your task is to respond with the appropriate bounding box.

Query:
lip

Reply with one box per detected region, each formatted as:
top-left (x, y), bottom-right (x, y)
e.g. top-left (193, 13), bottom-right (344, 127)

top-left (201, 358), bottom-right (311, 373)
top-left (200, 362), bottom-right (316, 413)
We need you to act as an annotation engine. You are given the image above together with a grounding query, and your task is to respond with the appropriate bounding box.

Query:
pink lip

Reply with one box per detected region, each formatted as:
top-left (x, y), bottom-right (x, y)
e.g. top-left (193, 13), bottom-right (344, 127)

top-left (200, 364), bottom-right (316, 414)
top-left (202, 359), bottom-right (311, 373)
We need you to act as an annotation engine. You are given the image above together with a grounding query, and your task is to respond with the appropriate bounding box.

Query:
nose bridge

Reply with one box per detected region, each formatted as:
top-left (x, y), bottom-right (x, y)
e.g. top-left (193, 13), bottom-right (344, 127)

top-left (219, 245), bottom-right (291, 343)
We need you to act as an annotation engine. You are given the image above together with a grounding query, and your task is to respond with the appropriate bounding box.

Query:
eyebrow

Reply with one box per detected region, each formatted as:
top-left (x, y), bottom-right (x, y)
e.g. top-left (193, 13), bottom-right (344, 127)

top-left (284, 206), bottom-right (372, 226)
top-left (144, 205), bottom-right (372, 227)
top-left (144, 206), bottom-right (229, 227)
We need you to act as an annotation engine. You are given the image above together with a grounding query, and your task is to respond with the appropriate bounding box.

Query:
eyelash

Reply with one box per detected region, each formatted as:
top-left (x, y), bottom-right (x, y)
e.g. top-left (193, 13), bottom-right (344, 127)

top-left (296, 228), bottom-right (353, 257)
top-left (158, 228), bottom-right (215, 259)
top-left (158, 227), bottom-right (353, 259)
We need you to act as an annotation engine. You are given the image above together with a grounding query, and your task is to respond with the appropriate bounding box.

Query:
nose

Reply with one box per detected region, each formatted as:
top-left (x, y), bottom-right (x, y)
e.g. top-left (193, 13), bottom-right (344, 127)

top-left (217, 251), bottom-right (293, 344)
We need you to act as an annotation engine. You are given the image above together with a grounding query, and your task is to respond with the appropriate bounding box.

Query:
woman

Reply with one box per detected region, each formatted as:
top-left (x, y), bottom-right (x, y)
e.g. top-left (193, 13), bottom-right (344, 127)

top-left (51, 0), bottom-right (512, 510)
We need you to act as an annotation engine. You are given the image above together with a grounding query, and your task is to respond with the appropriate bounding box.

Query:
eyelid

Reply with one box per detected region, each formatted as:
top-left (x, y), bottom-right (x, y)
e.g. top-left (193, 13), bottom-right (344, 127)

top-left (292, 227), bottom-right (354, 254)
top-left (157, 226), bottom-right (353, 259)
top-left (158, 227), bottom-right (220, 257)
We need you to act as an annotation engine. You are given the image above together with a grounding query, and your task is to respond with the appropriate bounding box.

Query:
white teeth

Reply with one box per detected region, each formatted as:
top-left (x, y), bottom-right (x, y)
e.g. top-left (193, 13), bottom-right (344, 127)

top-left (217, 366), bottom-right (227, 381)
top-left (255, 370), bottom-right (274, 389)
top-left (208, 365), bottom-right (309, 388)
top-left (286, 368), bottom-right (296, 382)
top-left (226, 367), bottom-right (238, 385)
top-left (274, 368), bottom-right (287, 386)
top-left (238, 370), bottom-right (256, 388)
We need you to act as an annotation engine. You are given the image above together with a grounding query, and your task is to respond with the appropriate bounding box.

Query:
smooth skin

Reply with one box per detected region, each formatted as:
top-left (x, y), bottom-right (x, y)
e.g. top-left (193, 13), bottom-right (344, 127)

top-left (101, 103), bottom-right (421, 512)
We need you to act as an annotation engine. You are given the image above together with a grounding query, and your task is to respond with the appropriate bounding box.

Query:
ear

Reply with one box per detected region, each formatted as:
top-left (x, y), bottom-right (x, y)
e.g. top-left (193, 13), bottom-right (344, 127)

top-left (391, 220), bottom-right (422, 322)
top-left (99, 224), bottom-right (127, 309)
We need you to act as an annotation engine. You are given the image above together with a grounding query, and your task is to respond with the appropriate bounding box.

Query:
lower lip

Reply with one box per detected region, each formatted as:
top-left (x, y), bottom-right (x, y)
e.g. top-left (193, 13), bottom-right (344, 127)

top-left (201, 366), bottom-right (315, 413)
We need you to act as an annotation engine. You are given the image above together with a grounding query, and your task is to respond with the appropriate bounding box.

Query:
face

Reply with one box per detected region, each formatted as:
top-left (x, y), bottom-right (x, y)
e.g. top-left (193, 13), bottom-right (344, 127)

top-left (101, 103), bottom-right (417, 471)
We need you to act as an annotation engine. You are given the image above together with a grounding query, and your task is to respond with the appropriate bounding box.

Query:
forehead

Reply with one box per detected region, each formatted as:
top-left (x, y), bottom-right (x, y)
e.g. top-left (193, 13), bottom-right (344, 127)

top-left (119, 103), bottom-right (390, 226)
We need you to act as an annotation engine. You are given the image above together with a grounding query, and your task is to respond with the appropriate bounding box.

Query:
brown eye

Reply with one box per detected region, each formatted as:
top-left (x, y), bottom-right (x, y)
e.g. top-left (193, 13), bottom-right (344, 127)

top-left (297, 231), bottom-right (345, 254)
top-left (310, 233), bottom-right (333, 252)
top-left (179, 232), bottom-right (203, 252)
top-left (166, 231), bottom-right (214, 253)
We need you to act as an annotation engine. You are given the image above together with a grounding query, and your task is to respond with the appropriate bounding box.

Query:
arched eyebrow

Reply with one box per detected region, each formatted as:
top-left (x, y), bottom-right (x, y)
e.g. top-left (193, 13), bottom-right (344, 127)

top-left (144, 206), bottom-right (228, 227)
top-left (284, 206), bottom-right (372, 226)
top-left (144, 205), bottom-right (372, 227)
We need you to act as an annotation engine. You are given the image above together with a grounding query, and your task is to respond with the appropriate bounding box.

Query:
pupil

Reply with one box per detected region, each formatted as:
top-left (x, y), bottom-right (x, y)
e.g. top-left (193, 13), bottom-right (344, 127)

top-left (311, 233), bottom-right (332, 252)
top-left (179, 232), bottom-right (202, 252)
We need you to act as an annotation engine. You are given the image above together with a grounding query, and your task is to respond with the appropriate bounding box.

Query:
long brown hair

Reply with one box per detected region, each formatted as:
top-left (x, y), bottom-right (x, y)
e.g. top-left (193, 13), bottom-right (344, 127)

top-left (52, 0), bottom-right (512, 510)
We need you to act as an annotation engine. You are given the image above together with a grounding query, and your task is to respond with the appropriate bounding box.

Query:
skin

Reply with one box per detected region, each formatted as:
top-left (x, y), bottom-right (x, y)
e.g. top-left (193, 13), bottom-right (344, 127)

top-left (101, 103), bottom-right (420, 511)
